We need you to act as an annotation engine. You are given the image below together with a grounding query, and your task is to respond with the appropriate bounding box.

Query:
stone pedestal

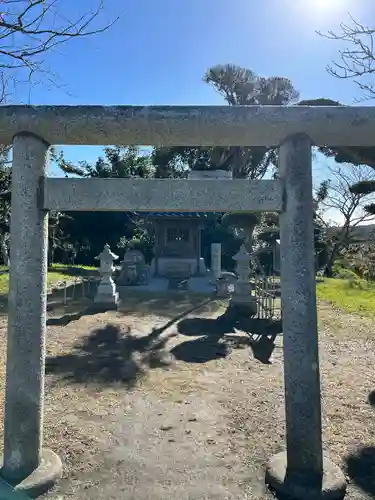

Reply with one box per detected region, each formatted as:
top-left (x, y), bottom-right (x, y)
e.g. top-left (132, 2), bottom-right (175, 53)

top-left (94, 244), bottom-right (119, 308)
top-left (229, 245), bottom-right (257, 316)
top-left (95, 277), bottom-right (119, 306)
top-left (150, 257), bottom-right (205, 278)
top-left (211, 243), bottom-right (221, 280)
top-left (266, 452), bottom-right (347, 500)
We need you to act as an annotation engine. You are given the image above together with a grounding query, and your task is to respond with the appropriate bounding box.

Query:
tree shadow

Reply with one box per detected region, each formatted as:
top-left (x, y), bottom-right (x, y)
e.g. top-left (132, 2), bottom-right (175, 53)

top-left (172, 315), bottom-right (280, 365)
top-left (249, 336), bottom-right (276, 364)
top-left (368, 390), bottom-right (375, 407)
top-left (176, 315), bottom-right (234, 337)
top-left (0, 295), bottom-right (8, 317)
top-left (45, 324), bottom-right (175, 388)
top-left (118, 292), bottom-right (222, 319)
top-left (345, 446), bottom-right (375, 497)
top-left (47, 296), bottom-right (216, 330)
top-left (171, 336), bottom-right (230, 363)
top-left (224, 313), bottom-right (283, 342)
top-left (47, 304), bottom-right (102, 326)
top-left (0, 478), bottom-right (30, 500)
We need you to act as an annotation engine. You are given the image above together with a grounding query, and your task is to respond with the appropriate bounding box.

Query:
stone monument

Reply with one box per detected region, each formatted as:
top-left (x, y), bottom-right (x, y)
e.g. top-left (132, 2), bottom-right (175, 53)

top-left (94, 244), bottom-right (119, 307)
top-left (210, 243), bottom-right (222, 280)
top-left (117, 249), bottom-right (147, 286)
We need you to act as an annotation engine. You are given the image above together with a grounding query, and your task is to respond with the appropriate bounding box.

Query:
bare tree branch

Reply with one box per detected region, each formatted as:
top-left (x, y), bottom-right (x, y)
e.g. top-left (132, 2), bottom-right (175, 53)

top-left (319, 14), bottom-right (375, 100)
top-left (318, 163), bottom-right (375, 274)
top-left (0, 0), bottom-right (118, 99)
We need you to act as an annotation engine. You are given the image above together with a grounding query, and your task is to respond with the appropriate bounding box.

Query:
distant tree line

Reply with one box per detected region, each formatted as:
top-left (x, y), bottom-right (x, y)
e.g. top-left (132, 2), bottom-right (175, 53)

top-left (1, 63), bottom-right (375, 274)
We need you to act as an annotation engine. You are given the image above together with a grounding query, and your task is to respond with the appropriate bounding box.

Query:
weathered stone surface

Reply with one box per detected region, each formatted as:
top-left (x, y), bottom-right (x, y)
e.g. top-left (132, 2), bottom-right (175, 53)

top-left (269, 133), bottom-right (345, 495)
top-left (210, 243), bottom-right (221, 280)
top-left (94, 244), bottom-right (119, 306)
top-left (266, 452), bottom-right (347, 500)
top-left (151, 258), bottom-right (197, 278)
top-left (278, 134), bottom-right (322, 471)
top-left (0, 478), bottom-right (30, 500)
top-left (3, 107), bottom-right (349, 500)
top-left (0, 105), bottom-right (374, 146)
top-left (230, 245), bottom-right (257, 315)
top-left (117, 250), bottom-right (147, 286)
top-left (188, 169), bottom-right (233, 179)
top-left (42, 178), bottom-right (283, 213)
top-left (3, 133), bottom-right (50, 480)
top-left (8, 448), bottom-right (62, 498)
top-left (216, 275), bottom-right (236, 297)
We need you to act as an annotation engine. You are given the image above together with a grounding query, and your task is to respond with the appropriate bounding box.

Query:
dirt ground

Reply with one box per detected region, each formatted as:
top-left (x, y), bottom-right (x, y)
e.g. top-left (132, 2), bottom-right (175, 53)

top-left (1, 293), bottom-right (375, 499)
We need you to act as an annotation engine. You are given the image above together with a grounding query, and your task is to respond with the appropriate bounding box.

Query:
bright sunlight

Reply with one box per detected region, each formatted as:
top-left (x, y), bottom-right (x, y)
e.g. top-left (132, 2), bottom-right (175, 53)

top-left (314, 0), bottom-right (344, 11)
top-left (293, 0), bottom-right (352, 26)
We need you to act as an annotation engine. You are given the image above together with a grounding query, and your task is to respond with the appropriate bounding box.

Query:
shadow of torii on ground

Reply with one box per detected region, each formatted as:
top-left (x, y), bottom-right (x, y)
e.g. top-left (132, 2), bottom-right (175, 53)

top-left (172, 314), bottom-right (282, 365)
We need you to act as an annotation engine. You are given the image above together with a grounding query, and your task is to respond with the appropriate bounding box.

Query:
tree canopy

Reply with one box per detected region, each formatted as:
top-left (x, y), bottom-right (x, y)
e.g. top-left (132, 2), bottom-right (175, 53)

top-left (298, 98), bottom-right (375, 169)
top-left (152, 64), bottom-right (298, 180)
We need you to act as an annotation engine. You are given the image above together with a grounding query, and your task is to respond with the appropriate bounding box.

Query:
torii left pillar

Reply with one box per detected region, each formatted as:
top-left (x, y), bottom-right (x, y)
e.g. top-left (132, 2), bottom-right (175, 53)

top-left (1, 132), bottom-right (62, 496)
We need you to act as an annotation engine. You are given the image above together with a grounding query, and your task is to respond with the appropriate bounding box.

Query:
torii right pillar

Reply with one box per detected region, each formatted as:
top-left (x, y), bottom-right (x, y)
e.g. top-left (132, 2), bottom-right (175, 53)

top-left (265, 134), bottom-right (347, 500)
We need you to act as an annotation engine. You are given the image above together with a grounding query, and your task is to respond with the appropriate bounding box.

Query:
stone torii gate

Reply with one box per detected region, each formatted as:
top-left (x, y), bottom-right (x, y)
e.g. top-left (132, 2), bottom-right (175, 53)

top-left (1, 104), bottom-right (372, 498)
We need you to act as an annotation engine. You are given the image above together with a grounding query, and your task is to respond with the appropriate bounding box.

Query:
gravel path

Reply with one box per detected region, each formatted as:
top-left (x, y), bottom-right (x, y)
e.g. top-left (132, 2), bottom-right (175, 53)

top-left (2, 296), bottom-right (371, 499)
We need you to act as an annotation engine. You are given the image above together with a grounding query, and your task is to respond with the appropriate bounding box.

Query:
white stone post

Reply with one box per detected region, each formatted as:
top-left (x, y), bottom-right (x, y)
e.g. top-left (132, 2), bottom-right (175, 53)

top-left (188, 170), bottom-right (232, 277)
top-left (266, 134), bottom-right (346, 499)
top-left (211, 243), bottom-right (221, 280)
top-left (3, 133), bottom-right (62, 494)
top-left (95, 244), bottom-right (119, 306)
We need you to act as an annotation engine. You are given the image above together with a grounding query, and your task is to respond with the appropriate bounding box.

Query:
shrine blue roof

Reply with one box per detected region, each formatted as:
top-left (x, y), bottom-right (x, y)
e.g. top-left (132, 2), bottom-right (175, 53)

top-left (132, 212), bottom-right (224, 218)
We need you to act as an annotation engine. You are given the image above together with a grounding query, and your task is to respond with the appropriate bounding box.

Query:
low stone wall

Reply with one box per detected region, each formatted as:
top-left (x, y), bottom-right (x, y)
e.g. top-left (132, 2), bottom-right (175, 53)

top-left (47, 277), bottom-right (99, 305)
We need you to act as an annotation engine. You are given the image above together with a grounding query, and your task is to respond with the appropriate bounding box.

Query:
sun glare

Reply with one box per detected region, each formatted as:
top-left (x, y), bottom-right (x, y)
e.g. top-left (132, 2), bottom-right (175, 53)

top-left (294, 0), bottom-right (351, 27)
top-left (314, 0), bottom-right (339, 11)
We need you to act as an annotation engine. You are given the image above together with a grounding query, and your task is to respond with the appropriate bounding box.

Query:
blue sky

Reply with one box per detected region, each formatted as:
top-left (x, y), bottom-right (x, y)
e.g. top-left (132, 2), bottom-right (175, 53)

top-left (10, 0), bottom-right (375, 198)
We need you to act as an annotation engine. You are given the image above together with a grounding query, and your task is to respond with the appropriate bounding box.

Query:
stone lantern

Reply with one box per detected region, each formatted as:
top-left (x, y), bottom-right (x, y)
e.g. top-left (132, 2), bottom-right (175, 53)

top-left (221, 212), bottom-right (260, 254)
top-left (229, 244), bottom-right (257, 316)
top-left (94, 243), bottom-right (119, 307)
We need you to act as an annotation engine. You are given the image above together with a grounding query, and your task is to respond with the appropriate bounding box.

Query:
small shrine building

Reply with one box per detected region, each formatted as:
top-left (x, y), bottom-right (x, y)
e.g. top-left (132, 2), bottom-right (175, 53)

top-left (133, 212), bottom-right (222, 278)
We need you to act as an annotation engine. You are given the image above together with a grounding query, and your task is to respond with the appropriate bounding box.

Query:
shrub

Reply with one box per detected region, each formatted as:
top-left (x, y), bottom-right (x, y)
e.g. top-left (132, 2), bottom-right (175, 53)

top-left (335, 268), bottom-right (359, 281)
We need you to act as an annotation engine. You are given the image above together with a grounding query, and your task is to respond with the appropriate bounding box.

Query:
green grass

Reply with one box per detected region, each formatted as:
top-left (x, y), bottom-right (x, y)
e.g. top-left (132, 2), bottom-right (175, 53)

top-left (49, 264), bottom-right (96, 271)
top-left (0, 264), bottom-right (98, 296)
top-left (0, 272), bottom-right (65, 295)
top-left (317, 277), bottom-right (375, 316)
